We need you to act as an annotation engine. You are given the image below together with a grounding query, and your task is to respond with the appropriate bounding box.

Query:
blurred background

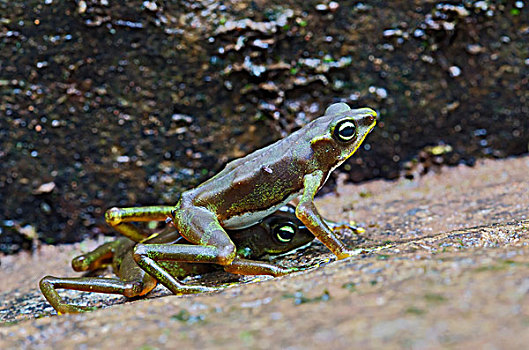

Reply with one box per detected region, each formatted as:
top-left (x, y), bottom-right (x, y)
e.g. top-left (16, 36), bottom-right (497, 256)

top-left (1, 0), bottom-right (527, 253)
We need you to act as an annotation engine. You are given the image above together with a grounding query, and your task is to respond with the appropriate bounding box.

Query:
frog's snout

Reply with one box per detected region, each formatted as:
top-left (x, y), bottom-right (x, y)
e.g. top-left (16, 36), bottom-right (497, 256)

top-left (358, 110), bottom-right (377, 130)
top-left (352, 108), bottom-right (377, 126)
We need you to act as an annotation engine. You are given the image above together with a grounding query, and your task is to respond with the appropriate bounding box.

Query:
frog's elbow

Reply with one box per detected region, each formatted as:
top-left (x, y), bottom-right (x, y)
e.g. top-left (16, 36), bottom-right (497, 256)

top-left (295, 201), bottom-right (314, 221)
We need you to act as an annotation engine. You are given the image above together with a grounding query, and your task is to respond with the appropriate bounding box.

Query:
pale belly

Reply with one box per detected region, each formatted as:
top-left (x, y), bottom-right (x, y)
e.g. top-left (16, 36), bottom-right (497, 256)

top-left (221, 192), bottom-right (300, 230)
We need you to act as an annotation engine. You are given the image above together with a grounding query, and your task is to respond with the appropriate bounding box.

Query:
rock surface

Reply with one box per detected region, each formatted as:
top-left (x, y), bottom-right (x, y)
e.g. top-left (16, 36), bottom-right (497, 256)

top-left (1, 155), bottom-right (528, 348)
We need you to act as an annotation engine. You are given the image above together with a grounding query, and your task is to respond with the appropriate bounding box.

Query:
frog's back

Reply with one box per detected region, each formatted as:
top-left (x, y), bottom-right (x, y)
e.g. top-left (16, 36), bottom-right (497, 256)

top-left (180, 113), bottom-right (341, 228)
top-left (186, 147), bottom-right (309, 223)
top-left (181, 121), bottom-right (325, 226)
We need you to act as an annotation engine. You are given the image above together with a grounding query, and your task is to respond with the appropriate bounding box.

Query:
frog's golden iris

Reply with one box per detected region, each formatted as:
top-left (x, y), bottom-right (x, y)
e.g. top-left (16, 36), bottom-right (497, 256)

top-left (333, 119), bottom-right (357, 142)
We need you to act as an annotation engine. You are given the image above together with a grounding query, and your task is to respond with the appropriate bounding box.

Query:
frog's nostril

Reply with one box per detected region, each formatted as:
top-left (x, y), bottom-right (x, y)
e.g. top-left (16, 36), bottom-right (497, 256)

top-left (363, 114), bottom-right (376, 126)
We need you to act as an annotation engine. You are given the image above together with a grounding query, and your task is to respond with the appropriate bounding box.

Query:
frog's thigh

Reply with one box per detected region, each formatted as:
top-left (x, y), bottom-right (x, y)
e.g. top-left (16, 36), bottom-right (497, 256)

top-left (132, 245), bottom-right (218, 295)
top-left (173, 207), bottom-right (236, 265)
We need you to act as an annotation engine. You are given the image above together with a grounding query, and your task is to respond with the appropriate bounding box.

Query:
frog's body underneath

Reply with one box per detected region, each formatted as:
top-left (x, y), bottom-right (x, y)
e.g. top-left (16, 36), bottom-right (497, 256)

top-left (40, 205), bottom-right (316, 314)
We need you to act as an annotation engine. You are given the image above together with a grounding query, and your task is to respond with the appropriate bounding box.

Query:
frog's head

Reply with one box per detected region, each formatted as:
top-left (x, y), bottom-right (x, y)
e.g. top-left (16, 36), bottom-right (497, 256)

top-left (309, 103), bottom-right (377, 169)
top-left (230, 205), bottom-right (314, 259)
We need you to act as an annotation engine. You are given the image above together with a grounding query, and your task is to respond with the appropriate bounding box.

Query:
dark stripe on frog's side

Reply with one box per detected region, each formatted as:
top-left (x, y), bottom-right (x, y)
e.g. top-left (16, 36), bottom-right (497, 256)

top-left (180, 117), bottom-right (343, 224)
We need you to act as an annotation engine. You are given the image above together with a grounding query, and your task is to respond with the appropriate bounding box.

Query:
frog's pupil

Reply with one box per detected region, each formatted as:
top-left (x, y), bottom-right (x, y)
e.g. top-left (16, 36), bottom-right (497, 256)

top-left (275, 224), bottom-right (296, 242)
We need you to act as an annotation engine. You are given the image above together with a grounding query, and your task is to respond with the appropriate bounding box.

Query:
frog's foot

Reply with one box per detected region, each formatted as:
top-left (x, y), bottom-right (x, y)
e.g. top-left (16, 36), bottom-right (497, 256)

top-left (334, 249), bottom-right (363, 260)
top-left (39, 275), bottom-right (147, 314)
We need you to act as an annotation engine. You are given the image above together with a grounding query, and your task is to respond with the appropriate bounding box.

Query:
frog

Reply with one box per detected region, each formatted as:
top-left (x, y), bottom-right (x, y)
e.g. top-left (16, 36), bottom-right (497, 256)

top-left (39, 205), bottom-right (317, 314)
top-left (103, 102), bottom-right (376, 294)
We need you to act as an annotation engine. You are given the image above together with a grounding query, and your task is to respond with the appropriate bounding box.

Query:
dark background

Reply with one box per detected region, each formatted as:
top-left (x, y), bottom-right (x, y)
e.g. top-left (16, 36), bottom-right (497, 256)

top-left (1, 0), bottom-right (527, 253)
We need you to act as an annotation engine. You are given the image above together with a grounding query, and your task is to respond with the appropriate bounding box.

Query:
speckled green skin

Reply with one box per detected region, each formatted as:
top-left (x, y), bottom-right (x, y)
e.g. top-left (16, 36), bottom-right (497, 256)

top-left (103, 103), bottom-right (376, 294)
top-left (39, 205), bottom-right (315, 314)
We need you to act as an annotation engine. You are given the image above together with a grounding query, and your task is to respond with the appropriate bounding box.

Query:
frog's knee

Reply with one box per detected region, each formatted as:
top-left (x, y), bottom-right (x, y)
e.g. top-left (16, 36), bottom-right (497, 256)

top-left (71, 255), bottom-right (89, 271)
top-left (39, 275), bottom-right (52, 288)
top-left (39, 275), bottom-right (57, 294)
top-left (216, 244), bottom-right (236, 266)
top-left (123, 281), bottom-right (144, 298)
top-left (133, 244), bottom-right (147, 262)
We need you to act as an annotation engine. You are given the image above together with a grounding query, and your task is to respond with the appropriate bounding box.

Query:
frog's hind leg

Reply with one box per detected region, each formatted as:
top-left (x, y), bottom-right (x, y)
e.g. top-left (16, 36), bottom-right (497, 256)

top-left (39, 275), bottom-right (150, 314)
top-left (133, 207), bottom-right (238, 294)
top-left (133, 207), bottom-right (297, 294)
top-left (105, 206), bottom-right (175, 242)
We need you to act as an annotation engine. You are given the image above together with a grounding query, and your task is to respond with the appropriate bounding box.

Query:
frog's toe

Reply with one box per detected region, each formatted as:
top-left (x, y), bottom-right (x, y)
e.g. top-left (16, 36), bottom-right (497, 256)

top-left (353, 226), bottom-right (366, 234)
top-left (336, 250), bottom-right (353, 260)
top-left (196, 285), bottom-right (218, 293)
top-left (272, 266), bottom-right (300, 277)
top-left (330, 221), bottom-right (366, 235)
top-left (55, 304), bottom-right (97, 314)
top-left (172, 284), bottom-right (218, 295)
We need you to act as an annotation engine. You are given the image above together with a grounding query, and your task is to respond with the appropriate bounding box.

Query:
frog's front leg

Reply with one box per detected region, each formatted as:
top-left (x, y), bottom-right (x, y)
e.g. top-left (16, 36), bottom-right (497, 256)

top-left (296, 170), bottom-right (351, 260)
top-left (105, 206), bottom-right (175, 242)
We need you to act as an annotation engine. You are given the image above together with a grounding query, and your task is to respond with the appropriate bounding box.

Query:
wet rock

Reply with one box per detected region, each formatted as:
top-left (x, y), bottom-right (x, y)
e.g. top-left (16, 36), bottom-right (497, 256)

top-left (1, 156), bottom-right (529, 348)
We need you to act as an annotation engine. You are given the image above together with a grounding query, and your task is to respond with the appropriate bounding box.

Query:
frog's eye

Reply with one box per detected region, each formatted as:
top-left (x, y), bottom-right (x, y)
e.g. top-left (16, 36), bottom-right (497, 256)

top-left (273, 223), bottom-right (296, 243)
top-left (333, 119), bottom-right (357, 142)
